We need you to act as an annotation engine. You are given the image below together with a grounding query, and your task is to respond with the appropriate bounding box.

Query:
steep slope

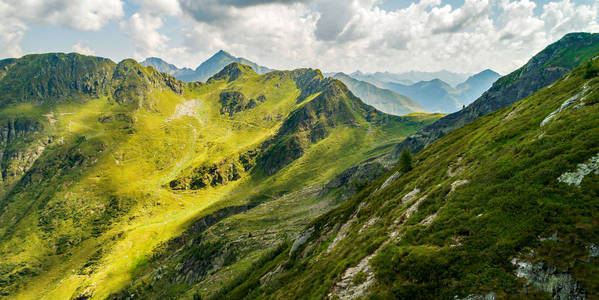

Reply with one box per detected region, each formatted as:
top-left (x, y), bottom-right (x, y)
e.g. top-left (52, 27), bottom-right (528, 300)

top-left (394, 32), bottom-right (599, 155)
top-left (140, 57), bottom-right (196, 79)
top-left (0, 55), bottom-right (439, 299)
top-left (106, 67), bottom-right (441, 300)
top-left (332, 72), bottom-right (425, 115)
top-left (219, 50), bottom-right (599, 300)
top-left (385, 78), bottom-right (462, 113)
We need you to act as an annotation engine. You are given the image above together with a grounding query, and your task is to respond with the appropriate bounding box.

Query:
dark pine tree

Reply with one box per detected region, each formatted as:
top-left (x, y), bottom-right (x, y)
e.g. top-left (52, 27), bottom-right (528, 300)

top-left (399, 148), bottom-right (413, 173)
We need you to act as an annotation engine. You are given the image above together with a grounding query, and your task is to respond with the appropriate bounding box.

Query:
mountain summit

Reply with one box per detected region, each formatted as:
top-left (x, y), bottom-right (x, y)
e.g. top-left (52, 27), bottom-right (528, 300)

top-left (140, 50), bottom-right (272, 83)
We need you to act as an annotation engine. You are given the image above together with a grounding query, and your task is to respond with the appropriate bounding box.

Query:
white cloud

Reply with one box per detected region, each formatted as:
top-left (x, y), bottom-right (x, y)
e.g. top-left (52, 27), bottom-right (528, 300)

top-left (120, 13), bottom-right (169, 59)
top-left (542, 0), bottom-right (599, 39)
top-left (72, 42), bottom-right (96, 56)
top-left (0, 0), bottom-right (124, 58)
top-left (115, 0), bottom-right (599, 74)
top-left (132, 0), bottom-right (182, 16)
top-left (4, 0), bottom-right (599, 75)
top-left (9, 0), bottom-right (124, 31)
top-left (0, 1), bottom-right (26, 57)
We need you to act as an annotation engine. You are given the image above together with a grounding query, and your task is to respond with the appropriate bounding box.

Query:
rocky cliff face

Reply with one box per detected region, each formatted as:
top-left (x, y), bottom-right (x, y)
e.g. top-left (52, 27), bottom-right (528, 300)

top-left (394, 32), bottom-right (599, 155)
top-left (0, 119), bottom-right (47, 188)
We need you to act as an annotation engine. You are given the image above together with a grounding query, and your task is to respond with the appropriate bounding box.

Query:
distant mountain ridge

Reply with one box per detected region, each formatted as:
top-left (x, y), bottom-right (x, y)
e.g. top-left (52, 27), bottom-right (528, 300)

top-left (351, 69), bottom-right (472, 87)
top-left (384, 79), bottom-right (461, 113)
top-left (332, 72), bottom-right (425, 115)
top-left (374, 69), bottom-right (501, 113)
top-left (140, 57), bottom-right (196, 79)
top-left (140, 50), bottom-right (272, 82)
top-left (394, 32), bottom-right (599, 155)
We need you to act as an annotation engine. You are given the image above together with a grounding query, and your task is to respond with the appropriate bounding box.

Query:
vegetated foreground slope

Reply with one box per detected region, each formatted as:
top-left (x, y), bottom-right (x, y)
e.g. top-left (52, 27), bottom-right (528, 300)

top-left (0, 53), bottom-right (439, 299)
top-left (218, 50), bottom-right (599, 299)
top-left (332, 72), bottom-right (425, 115)
top-left (395, 32), bottom-right (599, 155)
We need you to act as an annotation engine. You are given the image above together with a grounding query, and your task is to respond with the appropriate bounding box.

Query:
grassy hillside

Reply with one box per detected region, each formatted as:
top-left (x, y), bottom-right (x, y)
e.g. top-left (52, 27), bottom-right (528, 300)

top-left (0, 54), bottom-right (439, 299)
top-left (220, 51), bottom-right (599, 299)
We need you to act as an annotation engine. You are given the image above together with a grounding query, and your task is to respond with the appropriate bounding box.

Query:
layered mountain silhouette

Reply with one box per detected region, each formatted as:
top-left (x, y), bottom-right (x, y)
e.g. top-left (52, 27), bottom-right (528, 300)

top-left (351, 69), bottom-right (472, 87)
top-left (363, 69), bottom-right (500, 113)
top-left (140, 50), bottom-right (272, 82)
top-left (394, 32), bottom-right (599, 155)
top-left (332, 72), bottom-right (425, 115)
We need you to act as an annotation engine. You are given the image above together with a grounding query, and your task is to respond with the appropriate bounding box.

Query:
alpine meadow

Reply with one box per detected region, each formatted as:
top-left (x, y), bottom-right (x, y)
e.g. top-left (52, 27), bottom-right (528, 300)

top-left (1, 1), bottom-right (599, 299)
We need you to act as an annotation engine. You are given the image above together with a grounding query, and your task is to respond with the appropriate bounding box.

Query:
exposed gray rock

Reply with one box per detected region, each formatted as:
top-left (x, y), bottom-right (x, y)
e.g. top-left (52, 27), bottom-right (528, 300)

top-left (450, 179), bottom-right (469, 193)
top-left (511, 258), bottom-right (586, 300)
top-left (421, 213), bottom-right (438, 226)
top-left (587, 244), bottom-right (599, 260)
top-left (376, 171), bottom-right (399, 192)
top-left (401, 188), bottom-right (420, 203)
top-left (540, 89), bottom-right (585, 127)
top-left (290, 227), bottom-right (314, 256)
top-left (456, 292), bottom-right (496, 300)
top-left (558, 153), bottom-right (599, 186)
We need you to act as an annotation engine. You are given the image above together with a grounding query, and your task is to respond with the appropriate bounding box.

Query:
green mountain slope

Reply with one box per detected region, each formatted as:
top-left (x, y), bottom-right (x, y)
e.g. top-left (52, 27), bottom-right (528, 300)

top-left (395, 32), bottom-right (599, 155)
top-left (0, 54), bottom-right (439, 299)
top-left (219, 49), bottom-right (599, 300)
top-left (332, 72), bottom-right (425, 115)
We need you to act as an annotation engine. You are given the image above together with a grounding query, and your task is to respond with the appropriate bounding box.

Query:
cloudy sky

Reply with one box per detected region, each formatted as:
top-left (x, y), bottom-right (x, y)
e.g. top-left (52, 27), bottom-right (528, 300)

top-left (1, 0), bottom-right (598, 74)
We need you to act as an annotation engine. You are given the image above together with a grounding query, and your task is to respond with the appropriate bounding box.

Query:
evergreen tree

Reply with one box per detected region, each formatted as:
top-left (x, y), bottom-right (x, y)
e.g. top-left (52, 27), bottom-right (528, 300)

top-left (399, 148), bottom-right (413, 172)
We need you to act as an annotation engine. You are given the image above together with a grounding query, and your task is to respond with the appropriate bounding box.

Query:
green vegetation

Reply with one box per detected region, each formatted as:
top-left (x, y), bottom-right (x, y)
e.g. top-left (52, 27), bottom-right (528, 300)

top-left (216, 53), bottom-right (599, 299)
top-left (399, 148), bottom-right (412, 172)
top-left (0, 53), bottom-right (439, 299)
top-left (585, 61), bottom-right (599, 79)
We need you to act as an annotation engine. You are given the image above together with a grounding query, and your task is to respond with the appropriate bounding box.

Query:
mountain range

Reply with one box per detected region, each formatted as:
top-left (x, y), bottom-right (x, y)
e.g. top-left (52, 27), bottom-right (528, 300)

top-left (140, 50), bottom-right (272, 83)
top-left (0, 31), bottom-right (598, 300)
top-left (217, 36), bottom-right (599, 299)
top-left (142, 52), bottom-right (499, 115)
top-left (369, 69), bottom-right (501, 113)
top-left (331, 72), bottom-right (425, 115)
top-left (351, 69), bottom-right (472, 87)
top-left (394, 32), bottom-right (599, 155)
top-left (144, 53), bottom-right (428, 116)
top-left (0, 52), bottom-right (440, 299)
